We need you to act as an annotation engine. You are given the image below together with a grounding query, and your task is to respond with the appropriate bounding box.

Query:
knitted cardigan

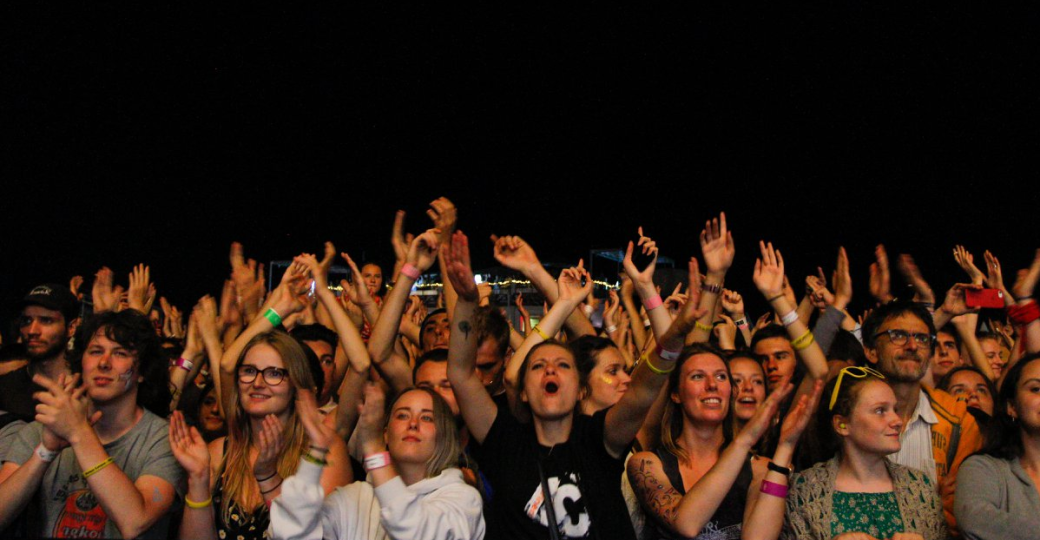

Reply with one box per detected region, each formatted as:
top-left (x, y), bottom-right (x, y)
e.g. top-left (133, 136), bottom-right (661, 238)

top-left (782, 456), bottom-right (948, 540)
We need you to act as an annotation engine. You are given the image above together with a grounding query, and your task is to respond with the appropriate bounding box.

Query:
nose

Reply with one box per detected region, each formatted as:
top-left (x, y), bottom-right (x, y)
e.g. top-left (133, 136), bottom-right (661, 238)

top-left (26, 320), bottom-right (42, 336)
top-left (97, 352), bottom-right (111, 370)
top-left (766, 357), bottom-right (778, 373)
top-left (888, 411), bottom-right (903, 432)
top-left (904, 336), bottom-right (919, 351)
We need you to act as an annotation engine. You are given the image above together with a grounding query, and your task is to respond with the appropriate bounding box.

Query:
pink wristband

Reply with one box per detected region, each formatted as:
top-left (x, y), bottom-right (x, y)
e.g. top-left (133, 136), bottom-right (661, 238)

top-left (363, 451), bottom-right (392, 472)
top-left (400, 264), bottom-right (421, 280)
top-left (643, 295), bottom-right (663, 311)
top-left (760, 480), bottom-right (788, 498)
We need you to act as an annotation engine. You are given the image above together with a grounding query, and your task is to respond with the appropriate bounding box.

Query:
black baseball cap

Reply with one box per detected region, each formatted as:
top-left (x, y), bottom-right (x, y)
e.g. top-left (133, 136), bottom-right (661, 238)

top-left (19, 284), bottom-right (80, 323)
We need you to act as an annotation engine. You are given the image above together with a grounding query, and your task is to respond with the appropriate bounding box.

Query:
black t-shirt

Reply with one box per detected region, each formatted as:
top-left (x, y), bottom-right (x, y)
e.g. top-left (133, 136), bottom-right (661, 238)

top-left (474, 405), bottom-right (636, 540)
top-left (0, 366), bottom-right (41, 421)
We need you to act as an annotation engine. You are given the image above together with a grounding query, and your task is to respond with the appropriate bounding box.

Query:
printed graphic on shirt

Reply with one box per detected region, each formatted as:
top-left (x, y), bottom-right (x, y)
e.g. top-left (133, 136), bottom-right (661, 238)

top-left (696, 520), bottom-right (741, 540)
top-left (523, 472), bottom-right (590, 538)
top-left (53, 489), bottom-right (107, 538)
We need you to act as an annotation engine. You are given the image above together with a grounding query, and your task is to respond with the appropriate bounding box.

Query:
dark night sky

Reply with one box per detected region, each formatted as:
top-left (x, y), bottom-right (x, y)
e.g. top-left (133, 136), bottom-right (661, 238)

top-left (2, 5), bottom-right (1039, 332)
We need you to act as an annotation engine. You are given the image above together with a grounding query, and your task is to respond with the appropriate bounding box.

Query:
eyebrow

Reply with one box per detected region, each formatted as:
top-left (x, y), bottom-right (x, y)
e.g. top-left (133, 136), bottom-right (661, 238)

top-left (393, 407), bottom-right (435, 413)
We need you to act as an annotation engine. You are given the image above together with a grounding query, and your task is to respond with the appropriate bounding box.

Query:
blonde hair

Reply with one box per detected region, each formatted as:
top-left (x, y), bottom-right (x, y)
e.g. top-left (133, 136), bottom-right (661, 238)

top-left (390, 388), bottom-right (461, 478)
top-left (220, 330), bottom-right (315, 520)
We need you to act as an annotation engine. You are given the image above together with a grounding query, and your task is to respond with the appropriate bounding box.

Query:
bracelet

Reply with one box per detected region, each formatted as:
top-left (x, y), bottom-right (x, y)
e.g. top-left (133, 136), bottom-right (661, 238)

top-left (174, 357), bottom-right (194, 372)
top-left (302, 453), bottom-right (328, 467)
top-left (760, 480), bottom-right (788, 498)
top-left (533, 325), bottom-right (550, 340)
top-left (82, 457), bottom-right (114, 479)
top-left (364, 451), bottom-right (392, 472)
top-left (400, 263), bottom-right (421, 280)
top-left (643, 295), bottom-right (663, 311)
top-left (1009, 300), bottom-right (1040, 326)
top-left (694, 321), bottom-right (713, 332)
top-left (734, 317), bottom-right (748, 329)
top-left (791, 330), bottom-right (814, 350)
top-left (766, 294), bottom-right (784, 303)
top-left (642, 318), bottom-right (651, 328)
top-left (185, 495), bottom-right (212, 509)
top-left (642, 354), bottom-right (675, 375)
top-left (780, 310), bottom-right (799, 326)
top-left (767, 461), bottom-right (793, 477)
top-left (701, 282), bottom-right (722, 295)
top-left (655, 344), bottom-right (682, 362)
top-left (35, 444), bottom-right (59, 463)
top-left (260, 479), bottom-right (283, 495)
top-left (255, 471), bottom-right (278, 483)
top-left (263, 307), bottom-right (283, 327)
top-left (606, 325), bottom-right (618, 334)
top-left (583, 304), bottom-right (594, 316)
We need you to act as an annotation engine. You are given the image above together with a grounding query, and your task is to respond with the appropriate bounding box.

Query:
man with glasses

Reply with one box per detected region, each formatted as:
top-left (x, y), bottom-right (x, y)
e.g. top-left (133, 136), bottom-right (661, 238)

top-left (862, 300), bottom-right (982, 534)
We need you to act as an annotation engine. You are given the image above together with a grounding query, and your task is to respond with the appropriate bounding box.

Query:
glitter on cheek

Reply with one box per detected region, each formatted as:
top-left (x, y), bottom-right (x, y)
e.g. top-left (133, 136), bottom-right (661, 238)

top-left (599, 374), bottom-right (615, 387)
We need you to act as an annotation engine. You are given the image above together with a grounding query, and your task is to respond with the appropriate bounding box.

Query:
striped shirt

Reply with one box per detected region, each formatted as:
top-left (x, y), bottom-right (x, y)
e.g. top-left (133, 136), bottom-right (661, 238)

top-left (889, 389), bottom-right (938, 485)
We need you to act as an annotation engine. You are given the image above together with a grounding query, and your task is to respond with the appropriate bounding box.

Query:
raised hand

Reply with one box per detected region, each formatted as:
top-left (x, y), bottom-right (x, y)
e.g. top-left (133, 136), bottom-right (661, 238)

top-left (337, 252), bottom-right (374, 307)
top-left (219, 279), bottom-right (242, 330)
top-left (832, 246), bottom-right (853, 309)
top-left (806, 275), bottom-right (834, 308)
top-left (663, 283), bottom-right (689, 315)
top-left (427, 196), bottom-right (457, 243)
top-left (296, 389), bottom-right (337, 453)
top-left (1012, 249), bottom-right (1040, 300)
top-left (603, 290), bottom-right (619, 321)
top-left (953, 245), bottom-right (985, 286)
top-left (896, 254), bottom-right (935, 305)
top-left (778, 379), bottom-right (824, 446)
top-left (714, 314), bottom-right (737, 349)
top-left (127, 264), bottom-right (151, 313)
top-left (92, 267), bottom-right (118, 313)
top-left (407, 228), bottom-right (441, 272)
top-left (318, 242), bottom-right (336, 277)
top-left (753, 241), bottom-right (786, 298)
top-left (69, 276), bottom-right (84, 301)
top-left (34, 372), bottom-right (94, 444)
top-left (700, 212), bottom-right (735, 275)
top-left (252, 414), bottom-right (286, 479)
top-left (195, 296), bottom-right (221, 345)
top-left (490, 234), bottom-right (540, 273)
top-left (983, 250), bottom-right (1006, 291)
top-left (391, 210), bottom-right (414, 263)
top-left (169, 411), bottom-right (211, 479)
top-left (734, 382), bottom-right (793, 449)
top-left (558, 263), bottom-right (593, 306)
top-left (623, 227), bottom-right (659, 291)
top-left (720, 289), bottom-right (745, 317)
top-left (356, 383), bottom-right (387, 454)
top-left (868, 244), bottom-right (893, 303)
top-left (442, 230), bottom-right (478, 302)
top-left (940, 283), bottom-right (983, 318)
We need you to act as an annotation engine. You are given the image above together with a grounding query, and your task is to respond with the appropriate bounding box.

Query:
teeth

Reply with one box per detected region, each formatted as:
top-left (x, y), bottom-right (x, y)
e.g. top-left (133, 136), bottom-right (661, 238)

top-left (703, 398), bottom-right (721, 404)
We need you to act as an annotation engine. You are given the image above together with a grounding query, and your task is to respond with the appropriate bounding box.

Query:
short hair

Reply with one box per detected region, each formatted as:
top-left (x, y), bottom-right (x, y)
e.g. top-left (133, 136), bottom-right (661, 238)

top-left (70, 310), bottom-right (171, 417)
top-left (386, 387), bottom-right (461, 478)
top-left (413, 348), bottom-right (449, 385)
top-left (980, 353), bottom-right (1040, 459)
top-left (861, 300), bottom-right (936, 353)
top-left (976, 331), bottom-right (1001, 346)
top-left (828, 330), bottom-right (867, 366)
top-left (936, 325), bottom-right (961, 349)
top-left (295, 337), bottom-right (325, 396)
top-left (750, 324), bottom-right (789, 351)
top-left (475, 307), bottom-right (510, 359)
top-left (569, 335), bottom-right (619, 400)
top-left (290, 324), bottom-right (337, 350)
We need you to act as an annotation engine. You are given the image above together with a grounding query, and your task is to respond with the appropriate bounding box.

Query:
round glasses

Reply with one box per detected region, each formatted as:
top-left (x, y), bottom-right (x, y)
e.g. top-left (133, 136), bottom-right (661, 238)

top-left (237, 365), bottom-right (289, 386)
top-left (874, 329), bottom-right (935, 348)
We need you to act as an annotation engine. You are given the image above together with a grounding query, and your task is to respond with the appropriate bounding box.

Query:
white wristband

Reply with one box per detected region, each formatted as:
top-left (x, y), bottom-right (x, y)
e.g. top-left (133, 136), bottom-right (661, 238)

top-left (780, 310), bottom-right (799, 326)
top-left (175, 357), bottom-right (194, 372)
top-left (363, 451), bottom-right (391, 472)
top-left (35, 444), bottom-right (59, 463)
top-left (606, 325), bottom-right (618, 334)
top-left (583, 304), bottom-right (594, 316)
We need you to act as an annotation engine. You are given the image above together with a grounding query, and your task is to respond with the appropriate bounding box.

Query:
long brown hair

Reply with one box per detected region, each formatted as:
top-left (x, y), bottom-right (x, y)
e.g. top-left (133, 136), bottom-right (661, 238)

top-left (220, 330), bottom-right (315, 519)
top-left (660, 344), bottom-right (733, 465)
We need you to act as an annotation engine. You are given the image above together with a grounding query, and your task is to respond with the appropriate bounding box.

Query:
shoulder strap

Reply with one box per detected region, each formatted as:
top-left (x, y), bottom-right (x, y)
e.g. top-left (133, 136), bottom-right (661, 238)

top-left (537, 457), bottom-right (562, 540)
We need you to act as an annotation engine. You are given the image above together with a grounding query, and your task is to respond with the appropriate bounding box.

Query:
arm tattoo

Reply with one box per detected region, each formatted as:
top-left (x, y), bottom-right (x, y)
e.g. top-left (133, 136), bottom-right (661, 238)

top-left (629, 457), bottom-right (681, 525)
top-left (458, 320), bottom-right (472, 340)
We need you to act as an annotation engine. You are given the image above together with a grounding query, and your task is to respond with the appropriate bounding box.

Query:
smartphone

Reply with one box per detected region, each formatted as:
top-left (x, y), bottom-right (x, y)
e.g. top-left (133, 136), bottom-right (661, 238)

top-left (965, 288), bottom-right (1004, 309)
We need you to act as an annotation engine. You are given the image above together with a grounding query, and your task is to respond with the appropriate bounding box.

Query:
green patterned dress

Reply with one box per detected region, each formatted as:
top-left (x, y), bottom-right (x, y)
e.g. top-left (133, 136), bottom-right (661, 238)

top-left (830, 491), bottom-right (904, 538)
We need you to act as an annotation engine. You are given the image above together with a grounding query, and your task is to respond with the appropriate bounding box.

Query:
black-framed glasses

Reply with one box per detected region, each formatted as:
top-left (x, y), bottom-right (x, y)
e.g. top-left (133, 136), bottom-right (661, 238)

top-left (237, 365), bottom-right (289, 386)
top-left (874, 329), bottom-right (935, 348)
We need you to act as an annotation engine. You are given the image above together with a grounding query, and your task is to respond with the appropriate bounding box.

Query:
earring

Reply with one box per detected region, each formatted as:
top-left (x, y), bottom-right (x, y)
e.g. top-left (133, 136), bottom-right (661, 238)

top-left (839, 423), bottom-right (846, 429)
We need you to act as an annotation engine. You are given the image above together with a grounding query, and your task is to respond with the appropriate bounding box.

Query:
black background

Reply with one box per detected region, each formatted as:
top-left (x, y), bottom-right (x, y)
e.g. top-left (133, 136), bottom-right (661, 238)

top-left (2, 5), bottom-right (1038, 333)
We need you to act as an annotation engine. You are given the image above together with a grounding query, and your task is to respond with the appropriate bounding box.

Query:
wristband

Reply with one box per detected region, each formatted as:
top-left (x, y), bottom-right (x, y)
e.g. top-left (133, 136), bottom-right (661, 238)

top-left (655, 344), bottom-right (682, 362)
top-left (606, 325), bottom-right (618, 334)
top-left (583, 304), bottom-right (594, 316)
top-left (82, 457), bottom-right (114, 479)
top-left (760, 480), bottom-right (789, 498)
top-left (780, 310), bottom-right (799, 326)
top-left (642, 318), bottom-right (651, 328)
top-left (701, 282), bottom-right (722, 295)
top-left (1009, 300), bottom-right (1040, 326)
top-left (400, 263), bottom-right (421, 280)
top-left (695, 321), bottom-right (713, 333)
top-left (766, 294), bottom-right (785, 303)
top-left (642, 354), bottom-right (674, 375)
top-left (364, 451), bottom-right (392, 472)
top-left (302, 453), bottom-right (328, 467)
top-left (533, 325), bottom-right (550, 340)
top-left (767, 461), bottom-right (792, 477)
top-left (791, 330), bottom-right (814, 351)
top-left (260, 479), bottom-right (283, 495)
top-left (643, 294), bottom-right (663, 311)
top-left (174, 357), bottom-right (194, 372)
top-left (734, 317), bottom-right (748, 329)
top-left (185, 496), bottom-right (212, 509)
top-left (255, 471), bottom-right (278, 483)
top-left (35, 444), bottom-right (59, 463)
top-left (263, 307), bottom-right (283, 327)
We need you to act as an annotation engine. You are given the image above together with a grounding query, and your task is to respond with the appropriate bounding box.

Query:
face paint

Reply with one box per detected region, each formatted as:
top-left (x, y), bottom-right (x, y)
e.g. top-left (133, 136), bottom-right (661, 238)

top-left (599, 374), bottom-right (615, 386)
top-left (118, 367), bottom-right (135, 391)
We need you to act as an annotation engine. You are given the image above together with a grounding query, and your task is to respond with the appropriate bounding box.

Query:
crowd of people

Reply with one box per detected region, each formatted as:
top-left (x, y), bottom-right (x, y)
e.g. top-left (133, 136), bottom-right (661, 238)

top-left (1, 196), bottom-right (1038, 540)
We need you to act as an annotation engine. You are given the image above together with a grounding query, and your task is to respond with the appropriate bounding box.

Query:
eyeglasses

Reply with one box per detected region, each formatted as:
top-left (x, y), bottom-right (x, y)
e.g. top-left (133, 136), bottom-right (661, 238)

top-left (829, 366), bottom-right (886, 411)
top-left (874, 329), bottom-right (935, 348)
top-left (237, 365), bottom-right (289, 386)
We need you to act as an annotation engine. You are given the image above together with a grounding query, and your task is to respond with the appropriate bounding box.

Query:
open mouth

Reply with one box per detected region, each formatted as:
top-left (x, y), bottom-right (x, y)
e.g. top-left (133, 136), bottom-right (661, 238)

top-left (545, 382), bottom-right (559, 394)
top-left (702, 397), bottom-right (722, 406)
top-left (737, 397), bottom-right (757, 405)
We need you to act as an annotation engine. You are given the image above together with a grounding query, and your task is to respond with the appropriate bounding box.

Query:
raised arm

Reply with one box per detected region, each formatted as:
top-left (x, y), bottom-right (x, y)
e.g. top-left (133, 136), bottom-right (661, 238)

top-left (340, 251), bottom-right (381, 327)
top-left (430, 197), bottom-right (460, 318)
top-left (170, 311), bottom-right (205, 410)
top-left (1010, 249), bottom-right (1040, 356)
top-left (366, 229), bottom-right (440, 393)
top-left (491, 234), bottom-right (596, 337)
top-left (622, 227), bottom-right (674, 341)
top-left (627, 383), bottom-right (792, 538)
top-left (753, 241), bottom-right (829, 385)
top-left (689, 212), bottom-right (735, 343)
top-left (443, 230), bottom-right (499, 444)
top-left (869, 244), bottom-right (894, 304)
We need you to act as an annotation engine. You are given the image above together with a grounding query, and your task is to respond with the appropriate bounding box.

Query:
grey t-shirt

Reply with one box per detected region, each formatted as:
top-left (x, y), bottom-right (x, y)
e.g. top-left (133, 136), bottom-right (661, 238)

top-left (7, 409), bottom-right (185, 539)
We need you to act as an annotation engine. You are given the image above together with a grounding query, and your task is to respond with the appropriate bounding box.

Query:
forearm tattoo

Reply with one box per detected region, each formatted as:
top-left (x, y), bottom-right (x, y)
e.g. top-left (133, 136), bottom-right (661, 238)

top-left (458, 320), bottom-right (471, 340)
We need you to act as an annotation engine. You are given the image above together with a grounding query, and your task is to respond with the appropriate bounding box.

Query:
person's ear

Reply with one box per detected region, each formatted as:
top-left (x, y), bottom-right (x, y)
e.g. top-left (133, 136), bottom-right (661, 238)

top-left (833, 415), bottom-right (850, 436)
top-left (864, 346), bottom-right (879, 366)
top-left (1007, 401), bottom-right (1018, 422)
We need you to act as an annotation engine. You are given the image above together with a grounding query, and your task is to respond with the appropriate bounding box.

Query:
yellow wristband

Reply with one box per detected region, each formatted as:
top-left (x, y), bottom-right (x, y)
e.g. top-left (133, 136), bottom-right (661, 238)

top-left (185, 496), bottom-right (212, 509)
top-left (643, 354), bottom-right (675, 375)
top-left (791, 330), bottom-right (815, 350)
top-left (533, 325), bottom-right (550, 340)
top-left (695, 321), bottom-right (713, 332)
top-left (82, 457), bottom-right (114, 479)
